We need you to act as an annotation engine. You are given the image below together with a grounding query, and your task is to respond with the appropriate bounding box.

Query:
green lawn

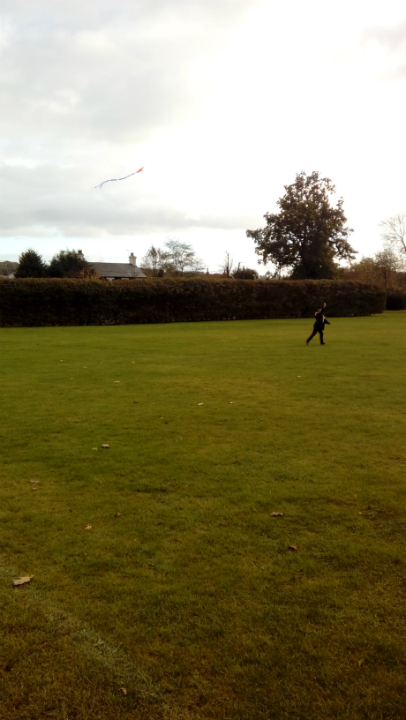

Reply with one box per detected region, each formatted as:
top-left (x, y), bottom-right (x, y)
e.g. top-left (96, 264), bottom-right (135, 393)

top-left (1, 313), bottom-right (406, 720)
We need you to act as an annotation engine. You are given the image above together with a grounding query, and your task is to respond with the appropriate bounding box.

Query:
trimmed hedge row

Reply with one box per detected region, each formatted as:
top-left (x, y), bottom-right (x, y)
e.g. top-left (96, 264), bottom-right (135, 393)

top-left (0, 277), bottom-right (385, 327)
top-left (386, 290), bottom-right (406, 311)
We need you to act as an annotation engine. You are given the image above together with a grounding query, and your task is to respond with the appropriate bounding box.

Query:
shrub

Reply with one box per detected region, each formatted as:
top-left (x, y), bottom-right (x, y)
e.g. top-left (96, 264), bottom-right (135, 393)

top-left (0, 277), bottom-right (385, 327)
top-left (232, 267), bottom-right (259, 280)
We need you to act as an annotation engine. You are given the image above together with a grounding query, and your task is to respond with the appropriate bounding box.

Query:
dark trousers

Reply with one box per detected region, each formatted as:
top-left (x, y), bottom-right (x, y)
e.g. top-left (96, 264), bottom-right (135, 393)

top-left (307, 326), bottom-right (324, 344)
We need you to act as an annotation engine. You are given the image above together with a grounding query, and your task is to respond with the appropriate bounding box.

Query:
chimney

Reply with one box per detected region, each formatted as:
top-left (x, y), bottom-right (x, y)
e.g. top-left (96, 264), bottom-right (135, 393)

top-left (129, 252), bottom-right (137, 267)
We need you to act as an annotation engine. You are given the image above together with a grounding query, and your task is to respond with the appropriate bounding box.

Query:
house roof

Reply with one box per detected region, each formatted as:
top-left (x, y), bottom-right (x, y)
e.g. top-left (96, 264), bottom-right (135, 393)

top-left (90, 262), bottom-right (146, 279)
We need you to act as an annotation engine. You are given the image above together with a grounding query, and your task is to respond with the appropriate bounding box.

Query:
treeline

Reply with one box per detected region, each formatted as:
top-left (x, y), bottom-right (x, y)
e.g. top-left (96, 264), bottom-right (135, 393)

top-left (142, 243), bottom-right (259, 279)
top-left (5, 172), bottom-right (405, 289)
top-left (338, 249), bottom-right (406, 310)
top-left (14, 249), bottom-right (94, 279)
top-left (0, 278), bottom-right (385, 327)
top-left (12, 243), bottom-right (262, 281)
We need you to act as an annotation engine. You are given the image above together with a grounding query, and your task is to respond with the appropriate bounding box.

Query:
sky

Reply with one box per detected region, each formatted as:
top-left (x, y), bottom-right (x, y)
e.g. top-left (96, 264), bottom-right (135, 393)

top-left (1, 0), bottom-right (405, 271)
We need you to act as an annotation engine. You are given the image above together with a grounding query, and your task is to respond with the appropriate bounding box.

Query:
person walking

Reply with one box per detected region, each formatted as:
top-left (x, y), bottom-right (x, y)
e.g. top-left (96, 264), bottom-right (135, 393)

top-left (306, 302), bottom-right (330, 345)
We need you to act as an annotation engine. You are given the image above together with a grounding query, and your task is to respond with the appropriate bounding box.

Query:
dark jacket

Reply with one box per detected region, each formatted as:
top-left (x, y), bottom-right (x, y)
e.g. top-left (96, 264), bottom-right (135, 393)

top-left (314, 309), bottom-right (330, 329)
top-left (314, 309), bottom-right (324, 326)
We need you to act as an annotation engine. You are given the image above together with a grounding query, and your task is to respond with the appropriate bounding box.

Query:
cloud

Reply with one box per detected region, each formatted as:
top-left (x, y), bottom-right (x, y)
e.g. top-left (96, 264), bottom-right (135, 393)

top-left (0, 0), bottom-right (262, 242)
top-left (0, 162), bottom-right (254, 237)
top-left (0, 0), bottom-right (255, 146)
top-left (364, 19), bottom-right (406, 50)
top-left (363, 19), bottom-right (406, 78)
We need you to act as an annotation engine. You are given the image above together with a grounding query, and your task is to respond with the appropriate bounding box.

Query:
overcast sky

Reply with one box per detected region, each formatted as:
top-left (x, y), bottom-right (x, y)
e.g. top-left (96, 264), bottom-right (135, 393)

top-left (1, 0), bottom-right (405, 270)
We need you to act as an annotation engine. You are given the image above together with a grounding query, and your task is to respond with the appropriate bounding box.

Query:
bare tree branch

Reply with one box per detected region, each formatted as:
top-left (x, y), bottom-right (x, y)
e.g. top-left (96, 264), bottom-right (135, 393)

top-left (380, 212), bottom-right (406, 256)
top-left (221, 251), bottom-right (234, 277)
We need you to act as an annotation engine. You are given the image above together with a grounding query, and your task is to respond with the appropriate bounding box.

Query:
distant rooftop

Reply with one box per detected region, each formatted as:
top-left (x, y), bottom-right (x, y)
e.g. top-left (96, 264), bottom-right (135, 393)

top-left (90, 253), bottom-right (146, 279)
top-left (90, 262), bottom-right (146, 279)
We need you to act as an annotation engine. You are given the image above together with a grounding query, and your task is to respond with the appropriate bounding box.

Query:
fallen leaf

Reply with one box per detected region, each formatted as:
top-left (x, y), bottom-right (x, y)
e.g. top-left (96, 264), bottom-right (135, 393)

top-left (30, 480), bottom-right (40, 484)
top-left (198, 403), bottom-right (203, 406)
top-left (229, 402), bottom-right (235, 404)
top-left (32, 487), bottom-right (38, 491)
top-left (358, 659), bottom-right (364, 668)
top-left (114, 381), bottom-right (120, 383)
top-left (13, 576), bottom-right (33, 587)
top-left (120, 687), bottom-right (127, 695)
top-left (271, 512), bottom-right (284, 517)
top-left (289, 545), bottom-right (299, 551)
top-left (358, 512), bottom-right (363, 515)
top-left (85, 524), bottom-right (92, 530)
top-left (101, 444), bottom-right (109, 449)
top-left (115, 512), bottom-right (121, 518)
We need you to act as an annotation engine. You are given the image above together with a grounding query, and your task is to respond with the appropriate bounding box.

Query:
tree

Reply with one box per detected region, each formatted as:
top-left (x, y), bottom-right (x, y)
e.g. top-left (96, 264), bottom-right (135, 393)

top-left (47, 249), bottom-right (89, 278)
top-left (340, 257), bottom-right (377, 285)
top-left (142, 240), bottom-right (203, 276)
top-left (141, 245), bottom-right (171, 276)
top-left (374, 248), bottom-right (405, 289)
top-left (341, 249), bottom-right (405, 290)
top-left (164, 239), bottom-right (203, 274)
top-left (247, 171), bottom-right (356, 279)
top-left (380, 213), bottom-right (406, 257)
top-left (221, 251), bottom-right (234, 278)
top-left (15, 249), bottom-right (46, 278)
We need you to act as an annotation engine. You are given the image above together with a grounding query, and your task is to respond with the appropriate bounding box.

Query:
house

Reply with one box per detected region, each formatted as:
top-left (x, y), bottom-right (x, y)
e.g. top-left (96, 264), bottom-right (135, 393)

top-left (0, 261), bottom-right (17, 278)
top-left (90, 253), bottom-right (146, 281)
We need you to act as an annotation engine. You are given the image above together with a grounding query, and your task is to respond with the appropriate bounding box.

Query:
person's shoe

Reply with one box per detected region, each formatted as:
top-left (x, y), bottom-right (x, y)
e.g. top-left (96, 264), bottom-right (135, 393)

top-left (321, 342), bottom-right (326, 345)
top-left (306, 340), bottom-right (309, 345)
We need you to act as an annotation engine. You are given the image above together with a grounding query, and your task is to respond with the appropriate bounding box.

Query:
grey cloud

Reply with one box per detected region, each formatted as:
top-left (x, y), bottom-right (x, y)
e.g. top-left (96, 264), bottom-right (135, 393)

top-left (0, 164), bottom-right (252, 237)
top-left (1, 0), bottom-right (254, 146)
top-left (0, 0), bottom-right (259, 239)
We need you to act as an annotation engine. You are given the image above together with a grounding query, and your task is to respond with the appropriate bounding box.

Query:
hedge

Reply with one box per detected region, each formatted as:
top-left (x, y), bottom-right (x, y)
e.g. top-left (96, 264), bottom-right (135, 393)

top-left (386, 290), bottom-right (406, 311)
top-left (0, 277), bottom-right (385, 327)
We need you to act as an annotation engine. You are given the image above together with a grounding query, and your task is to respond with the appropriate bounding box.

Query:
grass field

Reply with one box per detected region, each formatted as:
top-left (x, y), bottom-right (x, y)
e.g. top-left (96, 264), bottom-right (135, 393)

top-left (1, 313), bottom-right (406, 720)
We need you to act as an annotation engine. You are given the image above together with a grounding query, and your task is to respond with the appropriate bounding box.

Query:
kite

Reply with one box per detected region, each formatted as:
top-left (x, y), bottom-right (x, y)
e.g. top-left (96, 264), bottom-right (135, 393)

top-left (95, 167), bottom-right (144, 189)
